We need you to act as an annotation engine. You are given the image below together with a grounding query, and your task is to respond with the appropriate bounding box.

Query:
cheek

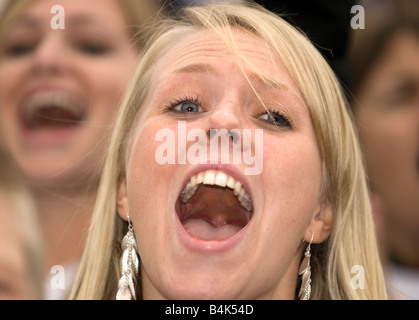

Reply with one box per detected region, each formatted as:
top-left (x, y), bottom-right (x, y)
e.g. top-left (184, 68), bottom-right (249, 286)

top-left (261, 135), bottom-right (323, 230)
top-left (0, 60), bottom-right (24, 92)
top-left (0, 61), bottom-right (28, 146)
top-left (126, 119), bottom-right (178, 214)
top-left (129, 118), bottom-right (176, 178)
top-left (264, 134), bottom-right (322, 192)
top-left (359, 108), bottom-right (419, 175)
top-left (0, 56), bottom-right (33, 95)
top-left (245, 134), bottom-right (323, 279)
top-left (0, 61), bottom-right (26, 115)
top-left (126, 119), bottom-right (184, 256)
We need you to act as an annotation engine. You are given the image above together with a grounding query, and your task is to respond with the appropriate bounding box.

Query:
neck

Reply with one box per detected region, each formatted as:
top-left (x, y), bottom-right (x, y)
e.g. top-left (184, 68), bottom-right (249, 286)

top-left (33, 185), bottom-right (96, 272)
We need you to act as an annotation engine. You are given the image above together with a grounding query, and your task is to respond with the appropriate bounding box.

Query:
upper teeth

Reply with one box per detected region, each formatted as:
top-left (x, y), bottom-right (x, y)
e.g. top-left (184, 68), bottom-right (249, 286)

top-left (180, 170), bottom-right (253, 212)
top-left (23, 92), bottom-right (84, 122)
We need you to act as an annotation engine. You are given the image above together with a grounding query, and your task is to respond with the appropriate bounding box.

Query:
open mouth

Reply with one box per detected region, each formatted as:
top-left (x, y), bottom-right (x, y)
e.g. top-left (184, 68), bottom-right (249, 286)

top-left (20, 91), bottom-right (86, 130)
top-left (175, 169), bottom-right (254, 241)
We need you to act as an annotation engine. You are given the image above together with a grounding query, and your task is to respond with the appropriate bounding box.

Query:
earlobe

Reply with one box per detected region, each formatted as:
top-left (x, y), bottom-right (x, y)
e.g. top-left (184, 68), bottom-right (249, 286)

top-left (304, 202), bottom-right (334, 244)
top-left (117, 179), bottom-right (130, 221)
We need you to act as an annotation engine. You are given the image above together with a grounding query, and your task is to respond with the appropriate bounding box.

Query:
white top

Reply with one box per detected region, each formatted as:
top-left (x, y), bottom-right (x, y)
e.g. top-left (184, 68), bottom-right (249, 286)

top-left (386, 262), bottom-right (419, 300)
top-left (43, 261), bottom-right (80, 300)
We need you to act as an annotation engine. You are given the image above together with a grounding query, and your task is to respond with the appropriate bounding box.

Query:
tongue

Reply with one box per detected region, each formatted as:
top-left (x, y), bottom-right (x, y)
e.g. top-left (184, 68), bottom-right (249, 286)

top-left (183, 218), bottom-right (243, 240)
top-left (178, 185), bottom-right (250, 241)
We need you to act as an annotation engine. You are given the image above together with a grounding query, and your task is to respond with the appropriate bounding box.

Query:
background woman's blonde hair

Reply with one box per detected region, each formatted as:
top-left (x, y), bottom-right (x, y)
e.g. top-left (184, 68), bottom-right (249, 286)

top-left (71, 2), bottom-right (388, 300)
top-left (0, 147), bottom-right (44, 299)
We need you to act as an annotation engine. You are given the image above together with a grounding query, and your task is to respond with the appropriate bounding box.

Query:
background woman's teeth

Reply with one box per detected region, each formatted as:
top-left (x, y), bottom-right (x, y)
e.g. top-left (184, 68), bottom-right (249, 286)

top-left (180, 170), bottom-right (253, 212)
top-left (24, 92), bottom-right (84, 121)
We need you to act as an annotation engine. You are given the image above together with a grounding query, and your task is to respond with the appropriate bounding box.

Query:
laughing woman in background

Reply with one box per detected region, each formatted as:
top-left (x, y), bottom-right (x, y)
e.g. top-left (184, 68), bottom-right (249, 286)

top-left (0, 0), bottom-right (165, 299)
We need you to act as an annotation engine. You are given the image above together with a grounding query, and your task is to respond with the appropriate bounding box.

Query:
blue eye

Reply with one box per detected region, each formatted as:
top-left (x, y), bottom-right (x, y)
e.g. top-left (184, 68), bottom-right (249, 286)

top-left (259, 110), bottom-right (292, 129)
top-left (167, 96), bottom-right (203, 114)
top-left (177, 102), bottom-right (201, 113)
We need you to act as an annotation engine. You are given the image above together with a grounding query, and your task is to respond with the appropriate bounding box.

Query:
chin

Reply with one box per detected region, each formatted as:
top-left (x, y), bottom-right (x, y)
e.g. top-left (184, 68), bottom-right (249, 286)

top-left (159, 273), bottom-right (245, 300)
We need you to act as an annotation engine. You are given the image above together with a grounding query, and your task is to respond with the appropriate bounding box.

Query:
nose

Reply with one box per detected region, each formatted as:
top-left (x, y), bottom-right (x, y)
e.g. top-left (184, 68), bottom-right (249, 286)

top-left (205, 98), bottom-right (243, 144)
top-left (201, 98), bottom-right (247, 165)
top-left (31, 34), bottom-right (68, 76)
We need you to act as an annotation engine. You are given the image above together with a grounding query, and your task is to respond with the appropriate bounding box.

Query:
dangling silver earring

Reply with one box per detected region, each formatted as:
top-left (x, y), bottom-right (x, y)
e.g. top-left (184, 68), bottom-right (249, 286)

top-left (298, 234), bottom-right (313, 300)
top-left (116, 212), bottom-right (139, 300)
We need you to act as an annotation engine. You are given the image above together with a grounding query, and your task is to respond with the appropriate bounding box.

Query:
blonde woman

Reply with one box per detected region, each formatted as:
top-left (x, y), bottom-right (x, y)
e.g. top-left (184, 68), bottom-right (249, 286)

top-left (0, 0), bottom-right (165, 299)
top-left (0, 147), bottom-right (44, 299)
top-left (71, 2), bottom-right (388, 300)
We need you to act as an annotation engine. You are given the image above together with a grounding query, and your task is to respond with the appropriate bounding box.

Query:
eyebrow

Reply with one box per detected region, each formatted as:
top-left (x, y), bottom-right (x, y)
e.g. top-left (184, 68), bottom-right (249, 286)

top-left (66, 15), bottom-right (113, 28)
top-left (8, 16), bottom-right (40, 29)
top-left (172, 62), bottom-right (289, 91)
top-left (248, 72), bottom-right (288, 90)
top-left (172, 62), bottom-right (215, 75)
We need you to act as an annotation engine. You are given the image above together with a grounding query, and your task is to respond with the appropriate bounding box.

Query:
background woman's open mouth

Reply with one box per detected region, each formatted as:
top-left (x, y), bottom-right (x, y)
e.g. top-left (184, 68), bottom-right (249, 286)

top-left (18, 90), bottom-right (87, 146)
top-left (175, 170), bottom-right (253, 241)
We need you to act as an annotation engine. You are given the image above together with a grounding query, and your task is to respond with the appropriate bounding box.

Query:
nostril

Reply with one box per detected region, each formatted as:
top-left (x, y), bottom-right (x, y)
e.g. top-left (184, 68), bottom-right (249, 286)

top-left (228, 130), bottom-right (240, 144)
top-left (208, 128), bottom-right (240, 143)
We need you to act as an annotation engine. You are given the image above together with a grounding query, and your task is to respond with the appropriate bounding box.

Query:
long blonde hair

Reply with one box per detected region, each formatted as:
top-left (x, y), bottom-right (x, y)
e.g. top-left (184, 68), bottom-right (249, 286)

top-left (71, 2), bottom-right (388, 300)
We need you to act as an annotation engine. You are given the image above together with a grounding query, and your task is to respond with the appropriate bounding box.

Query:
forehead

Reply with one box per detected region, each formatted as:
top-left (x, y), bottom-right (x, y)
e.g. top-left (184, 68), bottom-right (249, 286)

top-left (10, 0), bottom-right (126, 28)
top-left (153, 28), bottom-right (300, 92)
top-left (165, 29), bottom-right (271, 67)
